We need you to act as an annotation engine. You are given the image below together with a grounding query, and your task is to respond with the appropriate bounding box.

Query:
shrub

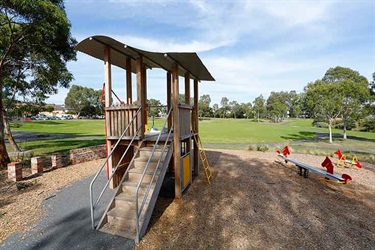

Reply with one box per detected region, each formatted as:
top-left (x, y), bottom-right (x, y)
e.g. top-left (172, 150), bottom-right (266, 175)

top-left (363, 118), bottom-right (375, 132)
top-left (313, 121), bottom-right (328, 128)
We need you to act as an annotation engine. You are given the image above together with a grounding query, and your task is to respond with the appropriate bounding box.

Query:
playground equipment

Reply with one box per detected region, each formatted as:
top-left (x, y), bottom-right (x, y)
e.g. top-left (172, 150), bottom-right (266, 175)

top-left (78, 35), bottom-right (215, 243)
top-left (334, 149), bottom-right (362, 168)
top-left (276, 146), bottom-right (352, 184)
top-left (193, 133), bottom-right (212, 184)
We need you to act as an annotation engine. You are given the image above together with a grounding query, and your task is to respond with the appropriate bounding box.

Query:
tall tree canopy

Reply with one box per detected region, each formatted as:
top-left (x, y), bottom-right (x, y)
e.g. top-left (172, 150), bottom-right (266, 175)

top-left (65, 85), bottom-right (102, 117)
top-left (0, 0), bottom-right (77, 168)
top-left (304, 80), bottom-right (342, 143)
top-left (322, 66), bottom-right (370, 139)
top-left (252, 94), bottom-right (266, 122)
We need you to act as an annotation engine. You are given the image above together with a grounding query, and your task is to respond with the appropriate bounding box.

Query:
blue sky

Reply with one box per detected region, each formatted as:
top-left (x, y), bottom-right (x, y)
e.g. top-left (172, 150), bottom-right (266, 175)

top-left (47, 0), bottom-right (375, 106)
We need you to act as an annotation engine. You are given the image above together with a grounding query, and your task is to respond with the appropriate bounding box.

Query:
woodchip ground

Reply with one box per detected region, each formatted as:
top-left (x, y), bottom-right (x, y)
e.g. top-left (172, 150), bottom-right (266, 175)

top-left (1, 149), bottom-right (374, 249)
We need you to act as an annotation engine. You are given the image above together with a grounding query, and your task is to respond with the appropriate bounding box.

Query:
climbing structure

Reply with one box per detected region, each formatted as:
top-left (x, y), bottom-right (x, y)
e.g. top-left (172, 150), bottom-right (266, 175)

top-left (76, 36), bottom-right (215, 243)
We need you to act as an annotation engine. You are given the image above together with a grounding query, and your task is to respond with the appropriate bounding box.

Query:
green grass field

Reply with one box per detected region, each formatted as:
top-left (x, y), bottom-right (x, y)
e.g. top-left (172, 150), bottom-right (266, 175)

top-left (9, 118), bottom-right (375, 161)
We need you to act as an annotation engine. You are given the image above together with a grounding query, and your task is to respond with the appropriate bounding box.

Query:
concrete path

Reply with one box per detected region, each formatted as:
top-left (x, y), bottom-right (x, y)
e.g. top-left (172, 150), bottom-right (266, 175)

top-left (0, 172), bottom-right (134, 250)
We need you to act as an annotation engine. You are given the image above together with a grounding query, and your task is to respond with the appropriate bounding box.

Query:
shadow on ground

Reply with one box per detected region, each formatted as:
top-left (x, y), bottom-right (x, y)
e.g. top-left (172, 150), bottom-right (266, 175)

top-left (137, 149), bottom-right (375, 249)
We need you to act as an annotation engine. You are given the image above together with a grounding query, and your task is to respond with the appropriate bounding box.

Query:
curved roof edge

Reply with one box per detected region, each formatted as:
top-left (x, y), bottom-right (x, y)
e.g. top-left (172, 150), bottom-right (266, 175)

top-left (76, 35), bottom-right (215, 82)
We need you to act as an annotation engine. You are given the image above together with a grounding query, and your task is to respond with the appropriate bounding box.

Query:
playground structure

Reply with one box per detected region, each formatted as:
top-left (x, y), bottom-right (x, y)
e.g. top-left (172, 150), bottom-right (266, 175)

top-left (277, 146), bottom-right (352, 184)
top-left (334, 149), bottom-right (362, 168)
top-left (76, 36), bottom-right (214, 243)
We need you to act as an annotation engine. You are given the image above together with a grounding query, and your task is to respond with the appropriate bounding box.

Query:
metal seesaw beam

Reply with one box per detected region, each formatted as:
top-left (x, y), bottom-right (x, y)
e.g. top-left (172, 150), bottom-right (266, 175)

top-left (277, 154), bottom-right (345, 182)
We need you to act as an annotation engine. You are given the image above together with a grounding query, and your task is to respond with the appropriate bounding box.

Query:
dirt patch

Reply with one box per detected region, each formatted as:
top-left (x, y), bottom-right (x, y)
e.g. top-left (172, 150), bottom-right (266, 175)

top-left (137, 150), bottom-right (375, 249)
top-left (0, 159), bottom-right (104, 242)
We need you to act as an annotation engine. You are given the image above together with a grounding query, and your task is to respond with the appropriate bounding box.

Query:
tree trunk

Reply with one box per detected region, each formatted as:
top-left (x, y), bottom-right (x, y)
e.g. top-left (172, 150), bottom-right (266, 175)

top-left (0, 72), bottom-right (11, 169)
top-left (3, 109), bottom-right (20, 152)
top-left (328, 119), bottom-right (333, 144)
top-left (343, 118), bottom-right (347, 140)
top-left (257, 111), bottom-right (259, 122)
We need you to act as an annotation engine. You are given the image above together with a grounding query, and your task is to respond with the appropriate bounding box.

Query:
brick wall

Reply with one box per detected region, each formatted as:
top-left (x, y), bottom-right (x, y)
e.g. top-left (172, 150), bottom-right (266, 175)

top-left (70, 144), bottom-right (106, 165)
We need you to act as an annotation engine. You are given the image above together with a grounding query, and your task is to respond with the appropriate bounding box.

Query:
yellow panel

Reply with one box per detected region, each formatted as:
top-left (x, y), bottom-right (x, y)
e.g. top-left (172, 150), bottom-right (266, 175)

top-left (183, 155), bottom-right (191, 187)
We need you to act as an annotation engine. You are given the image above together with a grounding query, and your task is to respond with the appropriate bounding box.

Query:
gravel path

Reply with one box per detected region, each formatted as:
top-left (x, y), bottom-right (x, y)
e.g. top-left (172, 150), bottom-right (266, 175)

top-left (0, 172), bottom-right (133, 250)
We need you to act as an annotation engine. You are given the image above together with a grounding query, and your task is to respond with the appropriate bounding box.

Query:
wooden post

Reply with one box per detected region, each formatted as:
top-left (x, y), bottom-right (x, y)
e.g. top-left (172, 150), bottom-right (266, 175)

top-left (185, 72), bottom-right (190, 104)
top-left (126, 57), bottom-right (132, 104)
top-left (172, 64), bottom-right (181, 198)
top-left (136, 56), bottom-right (145, 137)
top-left (193, 79), bottom-right (199, 176)
top-left (104, 46), bottom-right (114, 186)
top-left (167, 71), bottom-right (171, 130)
top-left (104, 47), bottom-right (112, 107)
top-left (142, 64), bottom-right (148, 132)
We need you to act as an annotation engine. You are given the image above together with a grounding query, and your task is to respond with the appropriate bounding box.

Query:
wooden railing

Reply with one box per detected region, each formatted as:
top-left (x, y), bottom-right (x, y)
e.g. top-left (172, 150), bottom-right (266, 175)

top-left (106, 105), bottom-right (142, 139)
top-left (179, 104), bottom-right (192, 139)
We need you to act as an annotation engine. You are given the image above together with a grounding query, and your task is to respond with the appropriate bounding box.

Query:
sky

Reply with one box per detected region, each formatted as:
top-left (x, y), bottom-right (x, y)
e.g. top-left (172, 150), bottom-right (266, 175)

top-left (46, 0), bottom-right (375, 106)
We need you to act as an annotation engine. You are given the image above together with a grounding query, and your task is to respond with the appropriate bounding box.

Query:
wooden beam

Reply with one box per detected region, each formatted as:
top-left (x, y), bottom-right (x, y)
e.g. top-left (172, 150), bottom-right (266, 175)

top-left (193, 79), bottom-right (199, 176)
top-left (172, 64), bottom-right (181, 198)
top-left (104, 46), bottom-right (114, 188)
top-left (126, 57), bottom-right (132, 104)
top-left (184, 72), bottom-right (190, 104)
top-left (167, 71), bottom-right (172, 130)
top-left (136, 56), bottom-right (145, 137)
top-left (142, 64), bottom-right (148, 132)
top-left (104, 47), bottom-right (112, 107)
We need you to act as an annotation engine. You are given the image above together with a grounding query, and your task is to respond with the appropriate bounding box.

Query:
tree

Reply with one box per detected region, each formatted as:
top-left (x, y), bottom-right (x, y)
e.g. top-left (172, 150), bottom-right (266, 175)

top-left (220, 97), bottom-right (230, 118)
top-left (304, 80), bottom-right (342, 143)
top-left (252, 95), bottom-right (266, 122)
top-left (242, 102), bottom-right (252, 119)
top-left (266, 91), bottom-right (289, 123)
top-left (322, 66), bottom-right (370, 139)
top-left (212, 103), bottom-right (219, 118)
top-left (287, 91), bottom-right (302, 118)
top-left (65, 85), bottom-right (102, 117)
top-left (199, 94), bottom-right (212, 117)
top-left (229, 100), bottom-right (240, 118)
top-left (147, 98), bottom-right (163, 117)
top-left (0, 0), bottom-right (77, 168)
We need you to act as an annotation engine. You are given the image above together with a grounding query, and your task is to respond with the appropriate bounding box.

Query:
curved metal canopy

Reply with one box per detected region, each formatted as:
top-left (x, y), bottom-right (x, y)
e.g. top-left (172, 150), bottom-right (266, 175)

top-left (76, 35), bottom-right (215, 81)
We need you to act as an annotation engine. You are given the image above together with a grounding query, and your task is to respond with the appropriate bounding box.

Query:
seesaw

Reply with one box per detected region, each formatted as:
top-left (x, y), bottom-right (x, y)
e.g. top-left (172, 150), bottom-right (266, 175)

top-left (276, 146), bottom-right (352, 184)
top-left (334, 149), bottom-right (362, 168)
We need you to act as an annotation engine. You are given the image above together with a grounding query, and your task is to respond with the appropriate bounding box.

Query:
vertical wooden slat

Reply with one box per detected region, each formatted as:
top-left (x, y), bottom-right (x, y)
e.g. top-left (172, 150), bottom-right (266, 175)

top-left (126, 57), bottom-right (132, 104)
top-left (185, 72), bottom-right (190, 105)
top-left (172, 64), bottom-right (181, 198)
top-left (193, 79), bottom-right (199, 176)
top-left (136, 57), bottom-right (145, 138)
top-left (167, 71), bottom-right (172, 130)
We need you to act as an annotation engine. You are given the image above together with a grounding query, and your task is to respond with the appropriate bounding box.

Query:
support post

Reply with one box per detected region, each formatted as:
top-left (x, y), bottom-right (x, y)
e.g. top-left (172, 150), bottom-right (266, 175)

top-left (126, 57), bottom-right (132, 104)
top-left (184, 72), bottom-right (190, 104)
top-left (104, 46), bottom-right (114, 186)
top-left (136, 56), bottom-right (145, 138)
top-left (193, 79), bottom-right (199, 176)
top-left (167, 71), bottom-right (172, 130)
top-left (142, 64), bottom-right (148, 132)
top-left (172, 64), bottom-right (181, 198)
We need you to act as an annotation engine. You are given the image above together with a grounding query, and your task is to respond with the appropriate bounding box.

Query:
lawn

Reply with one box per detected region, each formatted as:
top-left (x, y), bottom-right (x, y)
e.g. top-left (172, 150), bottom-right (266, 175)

top-left (9, 118), bottom-right (375, 159)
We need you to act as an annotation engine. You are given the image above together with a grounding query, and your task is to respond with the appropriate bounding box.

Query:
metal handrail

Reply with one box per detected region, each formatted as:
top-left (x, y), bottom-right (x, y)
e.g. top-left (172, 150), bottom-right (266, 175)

top-left (89, 106), bottom-right (142, 229)
top-left (135, 106), bottom-right (173, 243)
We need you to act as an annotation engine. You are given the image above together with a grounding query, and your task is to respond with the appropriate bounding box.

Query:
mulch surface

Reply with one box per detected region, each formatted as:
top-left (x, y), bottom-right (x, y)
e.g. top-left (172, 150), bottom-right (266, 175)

top-left (1, 149), bottom-right (374, 249)
top-left (137, 149), bottom-right (375, 249)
